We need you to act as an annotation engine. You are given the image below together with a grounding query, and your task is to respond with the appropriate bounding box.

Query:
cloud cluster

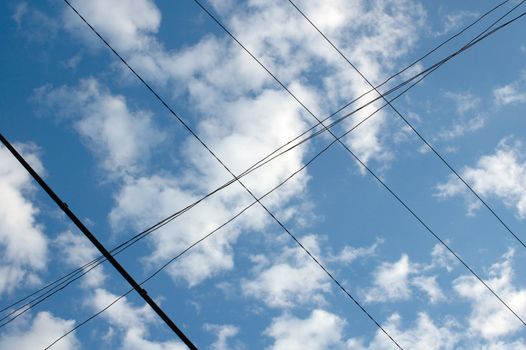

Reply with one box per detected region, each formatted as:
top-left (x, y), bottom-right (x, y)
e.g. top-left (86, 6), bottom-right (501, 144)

top-left (493, 73), bottom-right (526, 106)
top-left (363, 252), bottom-right (446, 304)
top-left (89, 288), bottom-right (186, 350)
top-left (36, 78), bottom-right (165, 177)
top-left (0, 312), bottom-right (79, 350)
top-left (242, 235), bottom-right (331, 308)
top-left (436, 138), bottom-right (526, 218)
top-left (0, 144), bottom-right (47, 295)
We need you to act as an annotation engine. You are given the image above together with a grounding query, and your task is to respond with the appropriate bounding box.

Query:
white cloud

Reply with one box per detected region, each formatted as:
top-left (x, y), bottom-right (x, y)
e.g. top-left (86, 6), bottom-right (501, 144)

top-left (434, 91), bottom-right (485, 140)
top-left (364, 254), bottom-right (414, 303)
top-left (62, 0), bottom-right (426, 169)
top-left (453, 249), bottom-right (526, 339)
top-left (412, 275), bottom-right (446, 304)
top-left (443, 91), bottom-right (481, 116)
top-left (54, 230), bottom-right (106, 287)
top-left (328, 238), bottom-right (383, 264)
top-left (36, 78), bottom-right (164, 177)
top-left (12, 2), bottom-right (28, 28)
top-left (109, 174), bottom-right (264, 286)
top-left (204, 323), bottom-right (241, 350)
top-left (494, 85), bottom-right (526, 106)
top-left (364, 251), bottom-right (449, 304)
top-left (479, 340), bottom-right (526, 350)
top-left (243, 235), bottom-right (331, 308)
top-left (348, 312), bottom-right (459, 350)
top-left (429, 244), bottom-right (458, 272)
top-left (494, 75), bottom-right (526, 106)
top-left (265, 309), bottom-right (347, 350)
top-left (0, 143), bottom-right (48, 295)
top-left (0, 311), bottom-right (79, 350)
top-left (89, 288), bottom-right (186, 350)
top-left (57, 0), bottom-right (427, 290)
top-left (436, 138), bottom-right (526, 218)
top-left (63, 0), bottom-right (161, 53)
top-left (11, 3), bottom-right (58, 42)
top-left (436, 114), bottom-right (485, 141)
top-left (435, 10), bottom-right (478, 37)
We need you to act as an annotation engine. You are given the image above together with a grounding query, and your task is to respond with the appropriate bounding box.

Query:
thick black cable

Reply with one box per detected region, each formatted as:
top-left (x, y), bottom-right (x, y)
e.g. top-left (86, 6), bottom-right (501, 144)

top-left (0, 134), bottom-right (199, 350)
top-left (3, 0), bottom-right (507, 315)
top-left (288, 0), bottom-right (526, 250)
top-left (62, 0), bottom-right (402, 348)
top-left (192, 0), bottom-right (526, 328)
top-left (3, 2), bottom-right (523, 326)
top-left (0, 54), bottom-right (427, 328)
top-left (0, 48), bottom-right (445, 327)
top-left (44, 102), bottom-right (399, 349)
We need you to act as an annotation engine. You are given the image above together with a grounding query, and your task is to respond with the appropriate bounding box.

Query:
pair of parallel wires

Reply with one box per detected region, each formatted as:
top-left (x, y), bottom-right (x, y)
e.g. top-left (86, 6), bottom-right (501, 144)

top-left (2, 0), bottom-right (525, 348)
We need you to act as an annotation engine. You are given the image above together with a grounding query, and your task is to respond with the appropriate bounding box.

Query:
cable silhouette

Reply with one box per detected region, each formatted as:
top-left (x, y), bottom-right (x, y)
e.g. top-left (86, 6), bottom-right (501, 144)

top-left (39, 6), bottom-right (526, 348)
top-left (0, 40), bottom-right (470, 327)
top-left (3, 2), bottom-right (524, 330)
top-left (0, 135), bottom-right (198, 349)
top-left (288, 0), bottom-right (526, 251)
top-left (62, 0), bottom-right (403, 348)
top-left (44, 99), bottom-right (408, 349)
top-left (4, 0), bottom-right (510, 317)
top-left (191, 0), bottom-right (526, 326)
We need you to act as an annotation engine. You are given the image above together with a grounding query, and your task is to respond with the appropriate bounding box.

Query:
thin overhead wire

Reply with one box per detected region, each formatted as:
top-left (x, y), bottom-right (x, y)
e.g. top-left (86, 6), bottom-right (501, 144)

top-left (0, 42), bottom-right (463, 327)
top-left (41, 6), bottom-right (526, 348)
top-left (3, 0), bottom-right (522, 330)
top-left (44, 97), bottom-right (408, 348)
top-left (191, 0), bottom-right (526, 326)
top-left (287, 0), bottom-right (526, 250)
top-left (0, 134), bottom-right (198, 350)
top-left (61, 0), bottom-right (403, 348)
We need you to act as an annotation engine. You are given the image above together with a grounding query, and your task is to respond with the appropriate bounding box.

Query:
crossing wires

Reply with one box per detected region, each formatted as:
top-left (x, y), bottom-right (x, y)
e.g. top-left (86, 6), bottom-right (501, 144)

top-left (287, 0), bottom-right (526, 251)
top-left (62, 0), bottom-right (403, 348)
top-left (192, 0), bottom-right (526, 327)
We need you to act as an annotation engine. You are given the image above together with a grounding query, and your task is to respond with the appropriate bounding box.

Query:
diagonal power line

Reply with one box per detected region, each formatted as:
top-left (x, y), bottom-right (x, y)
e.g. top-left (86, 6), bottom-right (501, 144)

top-left (0, 14), bottom-right (501, 327)
top-left (191, 0), bottom-right (526, 327)
top-left (2, 0), bottom-right (515, 321)
top-left (3, 3), bottom-right (523, 344)
top-left (62, 0), bottom-right (403, 348)
top-left (0, 134), bottom-right (198, 350)
top-left (41, 36), bottom-right (517, 346)
top-left (66, 0), bottom-right (526, 339)
top-left (33, 4), bottom-right (526, 348)
top-left (287, 0), bottom-right (526, 250)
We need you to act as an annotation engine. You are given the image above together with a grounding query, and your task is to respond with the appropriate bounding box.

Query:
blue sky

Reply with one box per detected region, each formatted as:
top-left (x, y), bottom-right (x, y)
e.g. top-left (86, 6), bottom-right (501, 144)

top-left (1, 0), bottom-right (526, 349)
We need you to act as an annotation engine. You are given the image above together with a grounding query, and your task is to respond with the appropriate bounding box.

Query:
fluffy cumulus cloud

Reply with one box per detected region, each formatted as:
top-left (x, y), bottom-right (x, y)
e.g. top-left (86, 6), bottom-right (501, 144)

top-left (63, 0), bottom-right (161, 53)
top-left (265, 309), bottom-right (348, 350)
top-left (0, 143), bottom-right (47, 295)
top-left (493, 73), bottom-right (526, 106)
top-left (61, 0), bottom-right (427, 170)
top-left (364, 254), bottom-right (414, 302)
top-left (35, 78), bottom-right (165, 177)
top-left (348, 312), bottom-right (459, 350)
top-left (453, 249), bottom-right (526, 339)
top-left (363, 251), bottom-right (448, 304)
top-left (54, 0), bottom-right (430, 293)
top-left (436, 138), bottom-right (526, 218)
top-left (204, 323), bottom-right (241, 350)
top-left (54, 230), bottom-right (106, 288)
top-left (242, 235), bottom-right (331, 308)
top-left (265, 309), bottom-right (458, 350)
top-left (0, 311), bottom-right (79, 350)
top-left (89, 288), bottom-right (186, 350)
